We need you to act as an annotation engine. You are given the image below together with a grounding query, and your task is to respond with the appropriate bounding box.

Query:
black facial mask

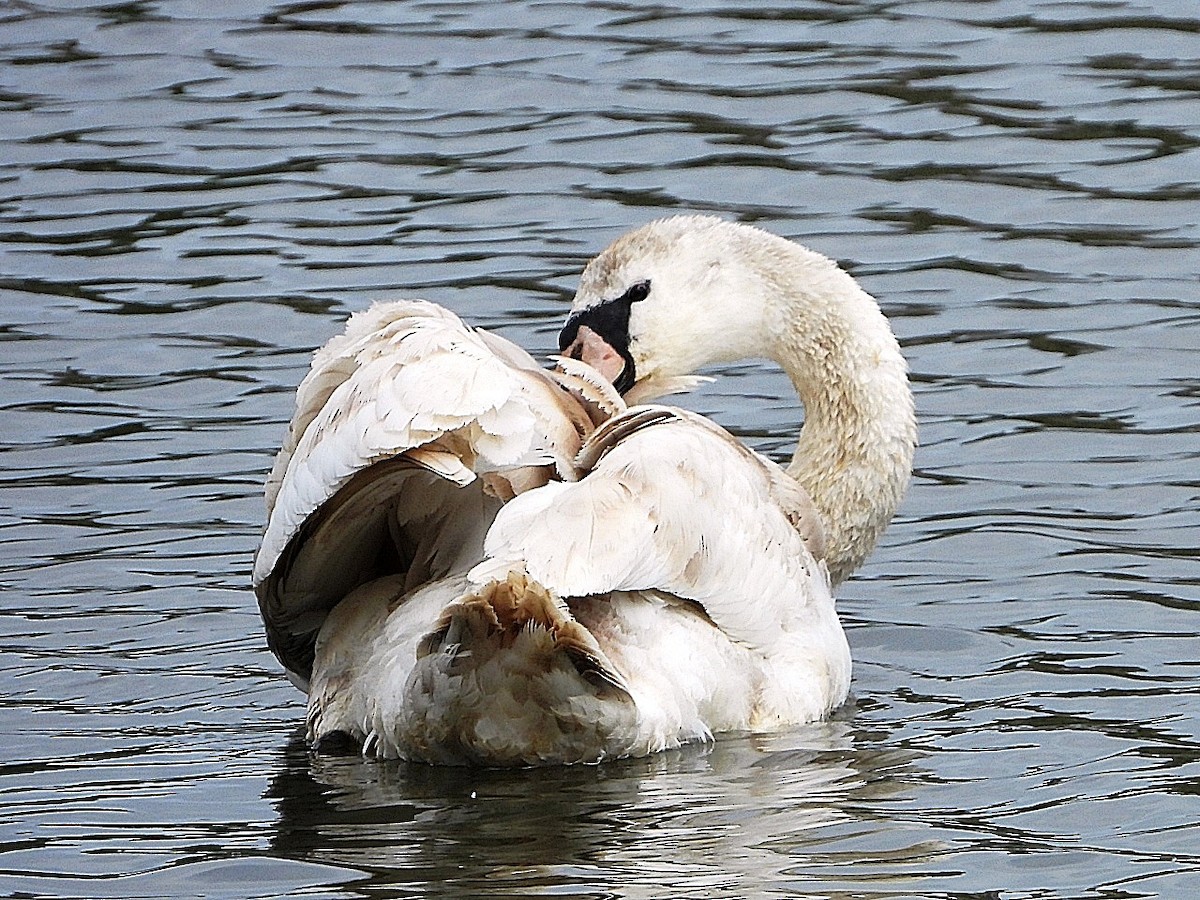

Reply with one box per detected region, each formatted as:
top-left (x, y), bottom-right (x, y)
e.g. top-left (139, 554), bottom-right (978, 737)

top-left (558, 281), bottom-right (650, 395)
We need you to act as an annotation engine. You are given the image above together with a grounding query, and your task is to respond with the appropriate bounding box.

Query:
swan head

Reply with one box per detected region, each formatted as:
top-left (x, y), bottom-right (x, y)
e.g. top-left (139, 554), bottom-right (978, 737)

top-left (560, 216), bottom-right (775, 397)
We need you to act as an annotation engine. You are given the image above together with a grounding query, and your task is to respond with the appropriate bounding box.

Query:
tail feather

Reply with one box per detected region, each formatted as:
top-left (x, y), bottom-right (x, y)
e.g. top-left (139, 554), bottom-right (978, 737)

top-left (419, 570), bottom-right (630, 698)
top-left (400, 571), bottom-right (637, 765)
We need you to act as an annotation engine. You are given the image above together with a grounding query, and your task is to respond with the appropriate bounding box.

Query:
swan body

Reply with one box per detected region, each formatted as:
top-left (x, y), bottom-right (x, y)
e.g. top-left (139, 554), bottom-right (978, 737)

top-left (253, 216), bottom-right (915, 765)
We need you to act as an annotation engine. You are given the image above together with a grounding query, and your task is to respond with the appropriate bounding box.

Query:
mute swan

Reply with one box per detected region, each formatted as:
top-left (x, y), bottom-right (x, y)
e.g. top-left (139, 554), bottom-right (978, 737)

top-left (254, 215), bottom-right (916, 765)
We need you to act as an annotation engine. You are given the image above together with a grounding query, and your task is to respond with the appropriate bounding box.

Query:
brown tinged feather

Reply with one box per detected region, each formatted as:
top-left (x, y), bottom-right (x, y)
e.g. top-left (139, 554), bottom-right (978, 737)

top-left (417, 570), bottom-right (632, 701)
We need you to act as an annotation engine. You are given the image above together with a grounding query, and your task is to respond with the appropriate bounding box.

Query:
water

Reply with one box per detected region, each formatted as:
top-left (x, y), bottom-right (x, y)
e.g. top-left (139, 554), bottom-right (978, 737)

top-left (2, 1), bottom-right (1198, 897)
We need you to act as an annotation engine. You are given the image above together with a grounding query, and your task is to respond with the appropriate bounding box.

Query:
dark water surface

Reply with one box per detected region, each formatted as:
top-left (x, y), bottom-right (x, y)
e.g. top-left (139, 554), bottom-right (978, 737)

top-left (2, 1), bottom-right (1198, 897)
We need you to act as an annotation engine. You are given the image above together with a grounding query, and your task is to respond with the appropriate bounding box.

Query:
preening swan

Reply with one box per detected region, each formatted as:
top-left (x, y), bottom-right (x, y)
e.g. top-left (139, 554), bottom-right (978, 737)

top-left (253, 215), bottom-right (916, 765)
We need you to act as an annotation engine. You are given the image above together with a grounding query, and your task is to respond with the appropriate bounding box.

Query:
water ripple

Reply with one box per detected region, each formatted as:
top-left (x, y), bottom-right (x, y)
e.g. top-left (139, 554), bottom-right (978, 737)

top-left (1, 0), bottom-right (1198, 897)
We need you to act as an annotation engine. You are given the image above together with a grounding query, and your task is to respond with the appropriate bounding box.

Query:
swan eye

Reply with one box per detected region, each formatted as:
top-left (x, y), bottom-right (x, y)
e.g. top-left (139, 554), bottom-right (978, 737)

top-left (622, 281), bottom-right (651, 304)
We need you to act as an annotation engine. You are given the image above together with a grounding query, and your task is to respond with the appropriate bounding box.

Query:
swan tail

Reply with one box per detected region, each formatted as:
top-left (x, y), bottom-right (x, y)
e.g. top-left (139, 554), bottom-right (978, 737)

top-left (399, 571), bottom-right (638, 765)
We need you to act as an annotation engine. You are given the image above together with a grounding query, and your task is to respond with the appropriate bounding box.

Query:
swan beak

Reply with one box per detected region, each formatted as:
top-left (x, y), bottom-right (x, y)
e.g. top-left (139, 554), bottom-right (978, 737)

top-left (562, 325), bottom-right (627, 387)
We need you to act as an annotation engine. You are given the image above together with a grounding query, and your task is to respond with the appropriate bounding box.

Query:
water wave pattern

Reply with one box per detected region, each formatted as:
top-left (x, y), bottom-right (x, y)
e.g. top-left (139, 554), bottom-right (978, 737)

top-left (1, 1), bottom-right (1197, 897)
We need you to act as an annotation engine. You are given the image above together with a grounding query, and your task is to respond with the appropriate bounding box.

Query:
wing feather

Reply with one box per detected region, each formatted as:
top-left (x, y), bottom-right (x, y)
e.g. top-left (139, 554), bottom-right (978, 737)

top-left (255, 299), bottom-right (616, 685)
top-left (470, 406), bottom-right (832, 655)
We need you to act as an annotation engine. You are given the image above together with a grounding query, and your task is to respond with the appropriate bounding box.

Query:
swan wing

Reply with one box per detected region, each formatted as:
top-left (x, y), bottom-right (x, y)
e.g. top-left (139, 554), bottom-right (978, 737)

top-left (470, 405), bottom-right (832, 655)
top-left (254, 299), bottom-right (610, 685)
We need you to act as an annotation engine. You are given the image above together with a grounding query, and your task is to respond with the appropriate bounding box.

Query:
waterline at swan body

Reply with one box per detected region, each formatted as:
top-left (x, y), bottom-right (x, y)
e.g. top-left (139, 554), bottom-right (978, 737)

top-left (253, 216), bottom-right (916, 765)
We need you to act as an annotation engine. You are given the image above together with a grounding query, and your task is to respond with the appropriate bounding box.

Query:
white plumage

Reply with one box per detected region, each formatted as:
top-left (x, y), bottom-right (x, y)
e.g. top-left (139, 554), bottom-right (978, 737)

top-left (253, 216), bottom-right (916, 765)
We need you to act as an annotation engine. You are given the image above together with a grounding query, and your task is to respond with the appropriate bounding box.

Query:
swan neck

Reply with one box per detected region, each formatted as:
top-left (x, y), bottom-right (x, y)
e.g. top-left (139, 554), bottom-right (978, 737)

top-left (763, 257), bottom-right (916, 585)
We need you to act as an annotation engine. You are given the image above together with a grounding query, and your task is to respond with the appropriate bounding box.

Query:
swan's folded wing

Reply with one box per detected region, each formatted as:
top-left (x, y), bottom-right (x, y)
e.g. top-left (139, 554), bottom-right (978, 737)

top-left (254, 300), bottom-right (609, 685)
top-left (470, 406), bottom-right (832, 654)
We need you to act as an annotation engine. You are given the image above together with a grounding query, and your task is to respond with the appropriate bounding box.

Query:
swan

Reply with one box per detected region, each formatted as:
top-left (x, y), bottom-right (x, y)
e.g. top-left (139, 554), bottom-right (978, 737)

top-left (253, 215), bottom-right (916, 765)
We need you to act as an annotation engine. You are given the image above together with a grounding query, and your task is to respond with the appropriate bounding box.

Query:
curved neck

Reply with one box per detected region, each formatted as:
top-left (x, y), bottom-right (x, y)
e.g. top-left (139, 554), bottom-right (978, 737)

top-left (758, 247), bottom-right (916, 585)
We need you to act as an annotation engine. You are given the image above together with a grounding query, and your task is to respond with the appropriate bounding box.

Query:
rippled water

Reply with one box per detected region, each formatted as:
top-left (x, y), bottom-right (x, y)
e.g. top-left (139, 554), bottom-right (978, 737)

top-left (2, 1), bottom-right (1198, 897)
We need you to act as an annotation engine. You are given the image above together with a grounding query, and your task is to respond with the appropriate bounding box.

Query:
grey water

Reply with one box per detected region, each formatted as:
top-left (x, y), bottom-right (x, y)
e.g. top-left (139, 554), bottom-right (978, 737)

top-left (1, 1), bottom-right (1197, 897)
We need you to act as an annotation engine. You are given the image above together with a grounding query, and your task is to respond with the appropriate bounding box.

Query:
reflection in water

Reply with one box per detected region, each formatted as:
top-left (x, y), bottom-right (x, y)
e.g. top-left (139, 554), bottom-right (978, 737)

top-left (266, 719), bottom-right (919, 897)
